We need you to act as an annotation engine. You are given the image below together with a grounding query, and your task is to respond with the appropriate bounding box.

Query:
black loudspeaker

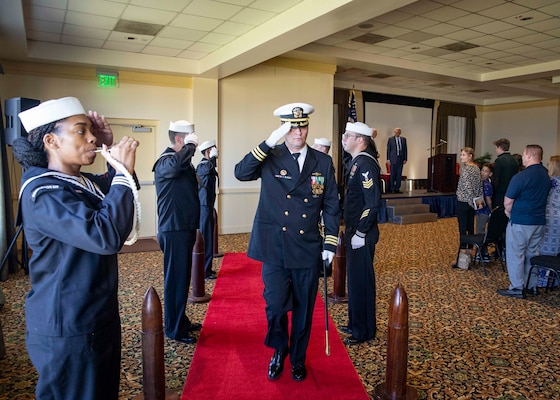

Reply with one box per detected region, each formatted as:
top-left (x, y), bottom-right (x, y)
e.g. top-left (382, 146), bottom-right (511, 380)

top-left (4, 97), bottom-right (40, 146)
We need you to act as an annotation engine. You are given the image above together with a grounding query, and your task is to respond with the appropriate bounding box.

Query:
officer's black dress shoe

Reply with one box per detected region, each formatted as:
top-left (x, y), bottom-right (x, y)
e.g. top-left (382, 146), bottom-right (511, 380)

top-left (344, 336), bottom-right (367, 345)
top-left (291, 364), bottom-right (307, 382)
top-left (267, 349), bottom-right (287, 380)
top-left (339, 326), bottom-right (352, 335)
top-left (172, 334), bottom-right (197, 344)
top-left (186, 321), bottom-right (202, 331)
top-left (497, 288), bottom-right (525, 299)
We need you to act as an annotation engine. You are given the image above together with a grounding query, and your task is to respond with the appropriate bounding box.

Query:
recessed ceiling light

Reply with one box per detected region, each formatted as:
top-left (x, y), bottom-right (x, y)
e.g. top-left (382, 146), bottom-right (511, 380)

top-left (358, 23), bottom-right (373, 29)
top-left (411, 46), bottom-right (420, 50)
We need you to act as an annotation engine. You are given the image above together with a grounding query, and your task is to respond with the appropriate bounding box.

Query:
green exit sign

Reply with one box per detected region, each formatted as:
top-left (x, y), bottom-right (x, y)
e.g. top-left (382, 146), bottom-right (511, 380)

top-left (97, 72), bottom-right (119, 88)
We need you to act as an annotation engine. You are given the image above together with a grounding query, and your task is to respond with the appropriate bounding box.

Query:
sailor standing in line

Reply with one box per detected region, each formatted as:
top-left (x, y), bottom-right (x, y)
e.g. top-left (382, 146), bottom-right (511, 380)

top-left (235, 102), bottom-right (340, 382)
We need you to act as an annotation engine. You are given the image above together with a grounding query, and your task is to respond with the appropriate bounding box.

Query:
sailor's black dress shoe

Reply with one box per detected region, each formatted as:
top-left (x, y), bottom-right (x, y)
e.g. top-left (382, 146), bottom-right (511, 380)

top-left (268, 349), bottom-right (287, 380)
top-left (497, 288), bottom-right (525, 299)
top-left (344, 336), bottom-right (366, 345)
top-left (339, 326), bottom-right (352, 335)
top-left (187, 321), bottom-right (202, 331)
top-left (172, 334), bottom-right (197, 344)
top-left (291, 364), bottom-right (307, 382)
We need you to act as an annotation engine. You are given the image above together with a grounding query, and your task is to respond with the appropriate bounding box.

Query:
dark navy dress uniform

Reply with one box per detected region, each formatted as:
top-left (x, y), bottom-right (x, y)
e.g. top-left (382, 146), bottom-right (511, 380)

top-left (153, 143), bottom-right (200, 339)
top-left (344, 150), bottom-right (381, 342)
top-left (235, 142), bottom-right (340, 367)
top-left (18, 167), bottom-right (135, 400)
top-left (196, 155), bottom-right (218, 276)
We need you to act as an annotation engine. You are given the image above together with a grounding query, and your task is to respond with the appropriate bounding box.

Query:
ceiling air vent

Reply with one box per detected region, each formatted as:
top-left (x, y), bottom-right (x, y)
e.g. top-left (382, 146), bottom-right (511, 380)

top-left (114, 19), bottom-right (164, 36)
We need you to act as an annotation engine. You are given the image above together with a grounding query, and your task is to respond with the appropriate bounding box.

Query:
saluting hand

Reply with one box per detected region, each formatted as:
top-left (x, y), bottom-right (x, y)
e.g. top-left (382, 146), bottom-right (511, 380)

top-left (88, 111), bottom-right (113, 147)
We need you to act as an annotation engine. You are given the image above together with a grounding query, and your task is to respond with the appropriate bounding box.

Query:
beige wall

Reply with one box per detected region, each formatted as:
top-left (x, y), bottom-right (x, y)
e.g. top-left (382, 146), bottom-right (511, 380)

top-left (218, 63), bottom-right (335, 234)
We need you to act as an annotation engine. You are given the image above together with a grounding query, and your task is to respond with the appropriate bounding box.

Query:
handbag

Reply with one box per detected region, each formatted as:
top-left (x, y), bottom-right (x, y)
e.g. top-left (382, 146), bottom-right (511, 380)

top-left (457, 250), bottom-right (471, 270)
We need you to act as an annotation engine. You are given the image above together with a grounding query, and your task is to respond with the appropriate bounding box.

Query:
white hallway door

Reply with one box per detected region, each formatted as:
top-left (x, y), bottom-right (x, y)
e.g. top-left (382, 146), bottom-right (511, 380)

top-left (82, 119), bottom-right (158, 238)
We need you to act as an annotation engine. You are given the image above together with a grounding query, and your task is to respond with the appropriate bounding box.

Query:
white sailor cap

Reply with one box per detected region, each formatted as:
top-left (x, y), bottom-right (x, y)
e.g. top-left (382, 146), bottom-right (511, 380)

top-left (345, 121), bottom-right (373, 136)
top-left (314, 137), bottom-right (331, 147)
top-left (18, 97), bottom-right (86, 132)
top-left (273, 103), bottom-right (314, 127)
top-left (169, 120), bottom-right (194, 133)
top-left (199, 140), bottom-right (216, 152)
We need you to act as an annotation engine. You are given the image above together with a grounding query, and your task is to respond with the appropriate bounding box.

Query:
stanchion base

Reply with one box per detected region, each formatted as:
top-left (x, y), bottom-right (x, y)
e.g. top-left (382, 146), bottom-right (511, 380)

top-left (373, 383), bottom-right (419, 400)
top-left (327, 293), bottom-right (348, 304)
top-left (133, 388), bottom-right (179, 399)
top-left (188, 293), bottom-right (212, 303)
top-left (213, 252), bottom-right (224, 258)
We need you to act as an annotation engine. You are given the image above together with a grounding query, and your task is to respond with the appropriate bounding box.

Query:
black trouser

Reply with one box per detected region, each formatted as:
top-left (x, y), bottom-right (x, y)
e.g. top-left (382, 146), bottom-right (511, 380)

top-left (199, 205), bottom-right (214, 275)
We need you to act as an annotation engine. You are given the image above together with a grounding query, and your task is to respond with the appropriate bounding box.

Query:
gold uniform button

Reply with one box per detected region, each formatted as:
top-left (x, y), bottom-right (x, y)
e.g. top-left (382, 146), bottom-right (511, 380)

top-left (287, 194), bottom-right (291, 199)
top-left (284, 211), bottom-right (289, 216)
top-left (302, 214), bottom-right (307, 218)
top-left (282, 227), bottom-right (287, 231)
top-left (299, 230), bottom-right (304, 234)
top-left (304, 198), bottom-right (309, 203)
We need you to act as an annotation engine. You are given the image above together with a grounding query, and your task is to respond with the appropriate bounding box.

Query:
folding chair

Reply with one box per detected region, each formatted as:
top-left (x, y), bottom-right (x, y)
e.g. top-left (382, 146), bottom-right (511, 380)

top-left (526, 253), bottom-right (560, 294)
top-left (455, 208), bottom-right (508, 275)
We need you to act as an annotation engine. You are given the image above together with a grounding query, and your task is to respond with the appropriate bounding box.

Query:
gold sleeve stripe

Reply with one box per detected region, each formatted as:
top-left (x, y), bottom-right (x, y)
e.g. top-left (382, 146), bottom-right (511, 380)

top-left (362, 179), bottom-right (373, 189)
top-left (324, 235), bottom-right (338, 246)
top-left (251, 147), bottom-right (267, 161)
top-left (360, 209), bottom-right (370, 219)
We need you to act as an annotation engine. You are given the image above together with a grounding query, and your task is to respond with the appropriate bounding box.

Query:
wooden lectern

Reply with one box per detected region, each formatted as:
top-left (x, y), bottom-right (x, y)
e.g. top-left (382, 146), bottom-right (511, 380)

top-left (427, 153), bottom-right (457, 193)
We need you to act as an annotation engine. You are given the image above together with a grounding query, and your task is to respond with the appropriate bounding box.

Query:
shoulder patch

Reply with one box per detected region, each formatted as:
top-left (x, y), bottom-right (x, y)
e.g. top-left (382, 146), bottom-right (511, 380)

top-left (361, 170), bottom-right (373, 189)
top-left (30, 184), bottom-right (62, 201)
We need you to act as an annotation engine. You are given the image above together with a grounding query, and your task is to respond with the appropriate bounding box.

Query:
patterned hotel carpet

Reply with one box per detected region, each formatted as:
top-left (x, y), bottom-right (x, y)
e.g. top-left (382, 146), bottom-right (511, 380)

top-left (1, 218), bottom-right (559, 399)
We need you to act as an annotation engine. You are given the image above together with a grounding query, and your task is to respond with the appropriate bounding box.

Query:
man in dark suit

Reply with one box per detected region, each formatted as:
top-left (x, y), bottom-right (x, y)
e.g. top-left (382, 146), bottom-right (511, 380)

top-left (386, 127), bottom-right (407, 193)
top-left (492, 137), bottom-right (519, 208)
top-left (235, 103), bottom-right (340, 382)
top-left (153, 120), bottom-right (202, 345)
top-left (196, 140), bottom-right (219, 280)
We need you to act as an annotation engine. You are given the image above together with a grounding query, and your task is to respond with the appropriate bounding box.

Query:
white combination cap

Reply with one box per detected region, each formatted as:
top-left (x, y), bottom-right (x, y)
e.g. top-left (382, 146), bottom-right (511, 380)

top-left (314, 138), bottom-right (331, 147)
top-left (273, 103), bottom-right (314, 127)
top-left (346, 121), bottom-right (373, 136)
top-left (199, 140), bottom-right (216, 151)
top-left (18, 97), bottom-right (86, 133)
top-left (169, 120), bottom-right (194, 133)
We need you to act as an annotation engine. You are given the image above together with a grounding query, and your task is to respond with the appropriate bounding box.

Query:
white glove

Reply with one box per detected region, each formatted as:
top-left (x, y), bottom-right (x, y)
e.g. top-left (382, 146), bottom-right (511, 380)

top-left (209, 147), bottom-right (218, 158)
top-left (351, 234), bottom-right (365, 249)
top-left (184, 133), bottom-right (198, 146)
top-left (265, 122), bottom-right (291, 148)
top-left (322, 250), bottom-right (335, 264)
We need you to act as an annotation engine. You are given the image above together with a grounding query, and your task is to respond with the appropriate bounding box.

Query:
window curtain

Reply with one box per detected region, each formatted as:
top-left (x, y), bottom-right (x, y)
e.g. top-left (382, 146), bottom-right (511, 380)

top-left (448, 115), bottom-right (466, 162)
top-left (435, 102), bottom-right (476, 155)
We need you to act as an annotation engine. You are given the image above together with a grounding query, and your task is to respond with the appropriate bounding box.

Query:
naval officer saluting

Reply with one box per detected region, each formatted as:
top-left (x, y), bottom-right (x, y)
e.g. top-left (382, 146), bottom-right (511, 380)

top-left (235, 102), bottom-right (340, 382)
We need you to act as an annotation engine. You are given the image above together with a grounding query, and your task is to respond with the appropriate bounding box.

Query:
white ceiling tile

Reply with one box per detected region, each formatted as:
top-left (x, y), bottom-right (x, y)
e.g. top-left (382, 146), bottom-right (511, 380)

top-left (141, 46), bottom-right (183, 56)
top-left (382, 48), bottom-right (411, 57)
top-left (513, 0), bottom-right (559, 7)
top-left (446, 28), bottom-right (484, 41)
top-left (400, 53), bottom-right (433, 61)
top-left (461, 46), bottom-right (495, 56)
top-left (229, 8), bottom-right (275, 25)
top-left (68, 0), bottom-right (126, 18)
top-left (451, 0), bottom-right (504, 12)
top-left (540, 2), bottom-right (560, 16)
top-left (537, 38), bottom-right (560, 49)
top-left (523, 49), bottom-right (557, 59)
top-left (486, 39), bottom-right (525, 50)
top-left (130, 0), bottom-right (193, 13)
top-left (525, 17), bottom-right (560, 33)
top-left (66, 11), bottom-right (117, 30)
top-left (108, 31), bottom-right (153, 44)
top-left (516, 32), bottom-right (555, 45)
top-left (493, 26), bottom-right (535, 39)
top-left (471, 21), bottom-right (516, 34)
top-left (335, 41), bottom-right (368, 50)
top-left (422, 22), bottom-right (463, 36)
top-left (449, 13), bottom-right (494, 28)
top-left (184, 0), bottom-right (242, 19)
top-left (250, 0), bottom-right (300, 13)
top-left (468, 34), bottom-right (504, 46)
top-left (63, 35), bottom-right (105, 48)
top-left (177, 49), bottom-right (207, 59)
top-left (159, 26), bottom-right (207, 41)
top-left (150, 36), bottom-right (193, 49)
top-left (420, 36), bottom-right (455, 47)
top-left (399, 0), bottom-right (445, 15)
top-left (27, 30), bottom-right (61, 43)
top-left (395, 15), bottom-right (439, 30)
top-left (26, 5), bottom-right (66, 21)
top-left (200, 32), bottom-right (236, 45)
top-left (122, 5), bottom-right (176, 25)
top-left (376, 39), bottom-right (412, 49)
top-left (171, 14), bottom-right (223, 31)
top-left (375, 11), bottom-right (415, 25)
top-left (373, 25), bottom-right (413, 38)
top-left (213, 21), bottom-right (253, 36)
top-left (26, 18), bottom-right (63, 34)
top-left (188, 42), bottom-right (221, 52)
top-left (358, 46), bottom-right (387, 55)
top-left (499, 54), bottom-right (531, 64)
top-left (104, 40), bottom-right (145, 52)
top-left (64, 24), bottom-right (110, 40)
top-left (478, 2), bottom-right (531, 19)
top-left (504, 11), bottom-right (552, 27)
top-left (421, 6), bottom-right (469, 23)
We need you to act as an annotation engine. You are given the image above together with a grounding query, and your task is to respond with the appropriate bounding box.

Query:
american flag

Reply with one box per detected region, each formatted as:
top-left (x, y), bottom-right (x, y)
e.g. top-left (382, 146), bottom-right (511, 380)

top-left (347, 90), bottom-right (357, 122)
